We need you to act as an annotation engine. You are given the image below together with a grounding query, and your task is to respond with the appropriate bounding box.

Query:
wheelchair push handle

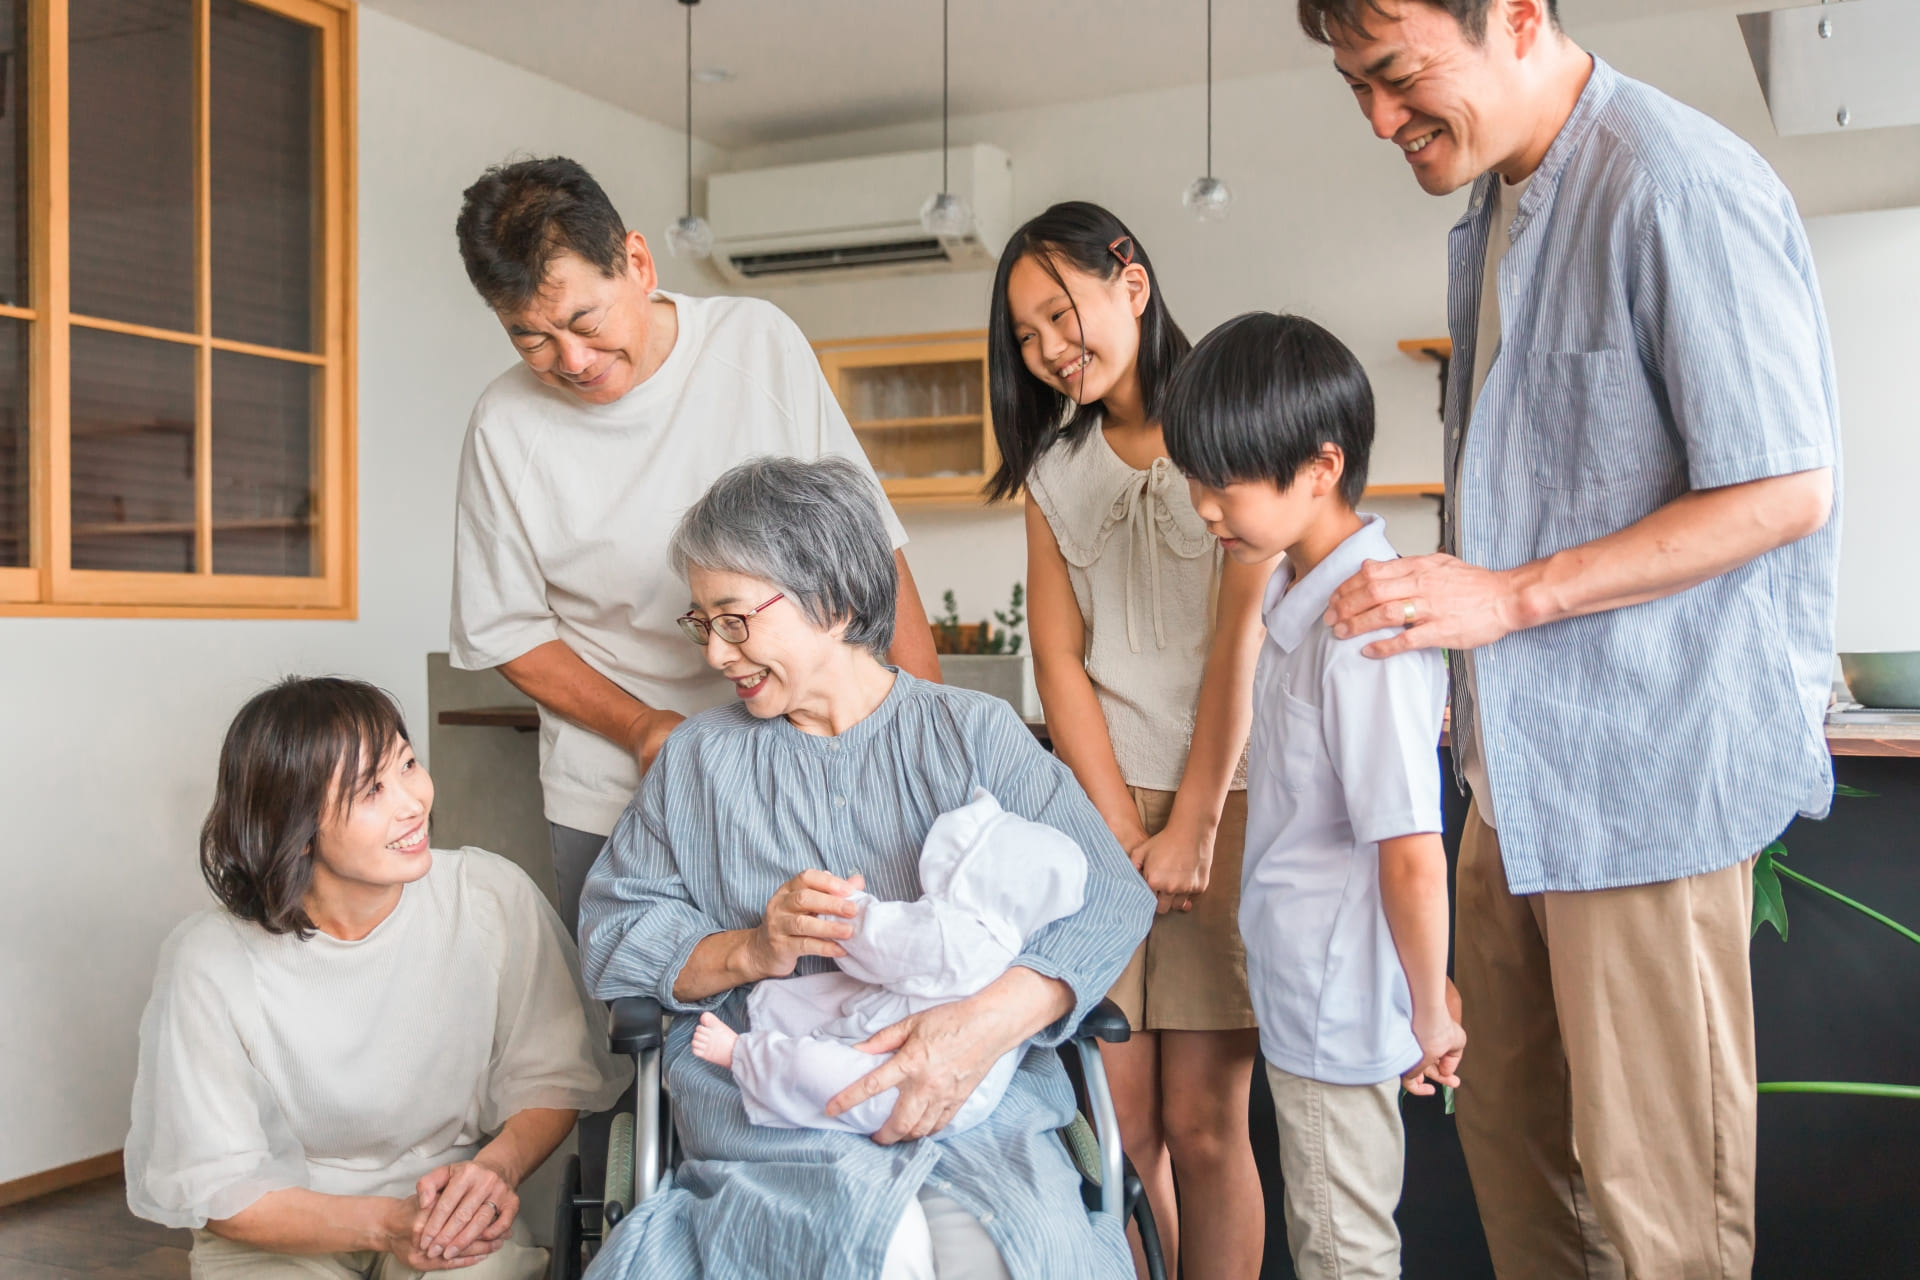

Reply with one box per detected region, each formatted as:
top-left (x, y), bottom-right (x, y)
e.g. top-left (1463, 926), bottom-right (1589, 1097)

top-left (609, 996), bottom-right (664, 1055)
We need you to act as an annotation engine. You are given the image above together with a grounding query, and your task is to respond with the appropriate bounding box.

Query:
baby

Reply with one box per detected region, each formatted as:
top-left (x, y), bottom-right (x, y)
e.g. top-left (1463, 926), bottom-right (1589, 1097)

top-left (691, 787), bottom-right (1088, 1137)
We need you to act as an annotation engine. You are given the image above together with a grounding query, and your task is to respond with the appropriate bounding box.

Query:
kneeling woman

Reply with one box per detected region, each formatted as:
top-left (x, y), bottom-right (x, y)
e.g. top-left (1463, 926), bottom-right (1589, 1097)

top-left (126, 677), bottom-right (630, 1277)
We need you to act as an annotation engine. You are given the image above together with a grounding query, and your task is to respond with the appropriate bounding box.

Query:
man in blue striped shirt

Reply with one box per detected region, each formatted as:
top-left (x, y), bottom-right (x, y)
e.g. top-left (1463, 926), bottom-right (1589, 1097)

top-left (1301, 1), bottom-right (1840, 1276)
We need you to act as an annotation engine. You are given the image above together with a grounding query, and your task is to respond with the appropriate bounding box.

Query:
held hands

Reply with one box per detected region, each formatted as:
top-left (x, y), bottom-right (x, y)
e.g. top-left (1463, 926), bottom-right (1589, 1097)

top-left (1324, 554), bottom-right (1528, 659)
top-left (410, 1157), bottom-right (518, 1264)
top-left (1130, 815), bottom-right (1216, 915)
top-left (1401, 978), bottom-right (1467, 1097)
top-left (743, 870), bottom-right (866, 979)
top-left (828, 998), bottom-right (1002, 1145)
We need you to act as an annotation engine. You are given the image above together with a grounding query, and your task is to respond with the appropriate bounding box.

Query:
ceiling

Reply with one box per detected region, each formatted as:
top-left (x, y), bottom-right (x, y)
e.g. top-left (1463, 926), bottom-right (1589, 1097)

top-left (366, 0), bottom-right (1739, 149)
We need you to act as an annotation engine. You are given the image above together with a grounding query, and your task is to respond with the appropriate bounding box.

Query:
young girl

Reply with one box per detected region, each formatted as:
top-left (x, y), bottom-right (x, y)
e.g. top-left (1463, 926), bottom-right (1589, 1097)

top-left (988, 202), bottom-right (1268, 1279)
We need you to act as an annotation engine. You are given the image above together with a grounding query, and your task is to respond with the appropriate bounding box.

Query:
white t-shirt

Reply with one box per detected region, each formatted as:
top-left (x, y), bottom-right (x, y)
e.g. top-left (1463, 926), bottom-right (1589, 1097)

top-left (124, 849), bottom-right (632, 1229)
top-left (1241, 516), bottom-right (1448, 1086)
top-left (1458, 173), bottom-right (1530, 828)
top-left (450, 291), bottom-right (909, 834)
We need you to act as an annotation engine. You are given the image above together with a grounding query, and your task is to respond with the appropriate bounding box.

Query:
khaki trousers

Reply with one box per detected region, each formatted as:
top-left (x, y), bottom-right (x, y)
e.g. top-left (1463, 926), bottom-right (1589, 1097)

top-left (1264, 1062), bottom-right (1405, 1280)
top-left (190, 1220), bottom-right (545, 1280)
top-left (1453, 803), bottom-right (1758, 1280)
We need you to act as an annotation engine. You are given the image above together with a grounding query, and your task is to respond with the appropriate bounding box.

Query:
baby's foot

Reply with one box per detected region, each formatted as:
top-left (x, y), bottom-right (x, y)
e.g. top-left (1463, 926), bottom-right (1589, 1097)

top-left (691, 1012), bottom-right (738, 1070)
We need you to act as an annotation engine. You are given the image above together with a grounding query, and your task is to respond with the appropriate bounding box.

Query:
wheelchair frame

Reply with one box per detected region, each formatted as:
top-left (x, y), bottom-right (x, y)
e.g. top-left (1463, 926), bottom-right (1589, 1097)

top-left (550, 995), bottom-right (1166, 1280)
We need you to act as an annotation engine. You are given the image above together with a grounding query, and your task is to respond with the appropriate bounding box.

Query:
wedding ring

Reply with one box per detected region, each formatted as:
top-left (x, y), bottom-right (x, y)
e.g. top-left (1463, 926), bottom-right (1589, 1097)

top-left (1402, 601), bottom-right (1418, 626)
top-left (484, 1201), bottom-right (499, 1218)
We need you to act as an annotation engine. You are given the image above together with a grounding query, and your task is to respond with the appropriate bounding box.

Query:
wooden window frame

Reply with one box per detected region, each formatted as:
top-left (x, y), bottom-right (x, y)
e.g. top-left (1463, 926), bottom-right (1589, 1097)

top-left (0, 0), bottom-right (356, 618)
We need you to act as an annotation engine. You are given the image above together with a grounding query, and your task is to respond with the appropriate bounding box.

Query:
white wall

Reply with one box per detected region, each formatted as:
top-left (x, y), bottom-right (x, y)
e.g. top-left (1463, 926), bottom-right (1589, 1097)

top-left (0, 8), bottom-right (718, 1184)
top-left (725, 5), bottom-right (1920, 625)
top-left (1805, 206), bottom-right (1920, 654)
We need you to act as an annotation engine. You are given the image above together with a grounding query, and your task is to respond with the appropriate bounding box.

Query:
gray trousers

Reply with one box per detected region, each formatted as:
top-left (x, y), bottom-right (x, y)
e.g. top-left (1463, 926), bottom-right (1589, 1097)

top-left (547, 822), bottom-right (610, 938)
top-left (549, 822), bottom-right (624, 1195)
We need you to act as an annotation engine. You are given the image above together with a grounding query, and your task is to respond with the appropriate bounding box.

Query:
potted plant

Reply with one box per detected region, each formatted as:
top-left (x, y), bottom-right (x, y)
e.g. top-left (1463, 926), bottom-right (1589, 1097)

top-left (932, 585), bottom-right (1030, 716)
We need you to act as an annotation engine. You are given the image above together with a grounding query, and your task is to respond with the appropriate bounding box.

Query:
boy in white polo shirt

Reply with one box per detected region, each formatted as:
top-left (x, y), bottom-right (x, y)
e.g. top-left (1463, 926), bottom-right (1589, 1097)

top-left (1162, 312), bottom-right (1464, 1280)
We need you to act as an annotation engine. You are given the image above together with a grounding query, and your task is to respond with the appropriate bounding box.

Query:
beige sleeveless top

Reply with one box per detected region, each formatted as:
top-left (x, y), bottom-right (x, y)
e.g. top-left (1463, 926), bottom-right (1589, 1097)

top-left (1028, 428), bottom-right (1243, 792)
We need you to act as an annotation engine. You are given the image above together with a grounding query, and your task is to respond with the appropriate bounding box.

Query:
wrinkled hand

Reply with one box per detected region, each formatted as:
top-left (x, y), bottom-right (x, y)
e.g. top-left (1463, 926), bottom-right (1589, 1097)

top-left (413, 1159), bottom-right (517, 1262)
top-left (630, 710), bottom-right (686, 775)
top-left (380, 1193), bottom-right (498, 1271)
top-left (1132, 820), bottom-right (1214, 915)
top-left (1324, 554), bottom-right (1525, 659)
top-left (1402, 984), bottom-right (1466, 1097)
top-left (745, 869), bottom-right (865, 979)
top-left (828, 999), bottom-right (1003, 1145)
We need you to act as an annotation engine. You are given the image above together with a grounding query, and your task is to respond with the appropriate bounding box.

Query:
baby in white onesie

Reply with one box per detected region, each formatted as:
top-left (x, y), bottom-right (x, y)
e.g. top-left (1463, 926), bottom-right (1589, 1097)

top-left (691, 787), bottom-right (1088, 1137)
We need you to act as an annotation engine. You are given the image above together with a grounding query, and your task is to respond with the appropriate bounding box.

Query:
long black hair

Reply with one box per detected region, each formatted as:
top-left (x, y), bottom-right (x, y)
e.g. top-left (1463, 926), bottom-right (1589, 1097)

top-left (985, 202), bottom-right (1190, 502)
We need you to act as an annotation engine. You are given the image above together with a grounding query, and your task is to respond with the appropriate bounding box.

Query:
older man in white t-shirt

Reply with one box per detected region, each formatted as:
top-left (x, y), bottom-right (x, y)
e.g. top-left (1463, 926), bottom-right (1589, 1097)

top-left (449, 157), bottom-right (941, 935)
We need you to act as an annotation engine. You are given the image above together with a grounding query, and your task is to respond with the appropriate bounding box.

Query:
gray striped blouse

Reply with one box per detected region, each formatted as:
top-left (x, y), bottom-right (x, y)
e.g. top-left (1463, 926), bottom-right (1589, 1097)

top-left (579, 673), bottom-right (1153, 1278)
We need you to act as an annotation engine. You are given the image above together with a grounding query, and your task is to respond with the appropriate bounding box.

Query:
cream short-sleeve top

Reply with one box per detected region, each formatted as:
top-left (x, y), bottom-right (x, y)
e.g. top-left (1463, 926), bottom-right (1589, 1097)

top-left (125, 849), bottom-right (632, 1229)
top-left (1027, 427), bottom-right (1241, 792)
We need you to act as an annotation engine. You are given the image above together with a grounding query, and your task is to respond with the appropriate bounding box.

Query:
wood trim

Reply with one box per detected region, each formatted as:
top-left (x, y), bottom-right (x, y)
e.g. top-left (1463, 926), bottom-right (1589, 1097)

top-left (818, 339), bottom-right (983, 371)
top-left (0, 565), bottom-right (36, 602)
top-left (247, 0), bottom-right (346, 23)
top-left (212, 334), bottom-right (327, 365)
top-left (52, 566), bottom-right (336, 608)
top-left (0, 301), bottom-right (34, 321)
top-left (68, 314), bottom-right (203, 348)
top-left (0, 599), bottom-right (354, 619)
top-left (1364, 483), bottom-right (1445, 498)
top-left (194, 0), bottom-right (214, 576)
top-left (0, 1150), bottom-right (122, 1209)
top-left (1398, 337), bottom-right (1452, 361)
top-left (38, 0), bottom-right (71, 598)
top-left (812, 328), bottom-right (987, 352)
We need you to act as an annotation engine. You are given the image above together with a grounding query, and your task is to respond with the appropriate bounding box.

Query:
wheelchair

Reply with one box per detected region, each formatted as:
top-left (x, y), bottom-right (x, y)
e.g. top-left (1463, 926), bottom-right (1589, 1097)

top-left (550, 995), bottom-right (1167, 1280)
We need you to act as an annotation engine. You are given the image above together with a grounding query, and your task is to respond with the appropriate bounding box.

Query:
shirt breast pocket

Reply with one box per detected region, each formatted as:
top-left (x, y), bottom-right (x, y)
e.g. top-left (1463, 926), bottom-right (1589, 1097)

top-left (1524, 349), bottom-right (1675, 492)
top-left (1277, 687), bottom-right (1324, 794)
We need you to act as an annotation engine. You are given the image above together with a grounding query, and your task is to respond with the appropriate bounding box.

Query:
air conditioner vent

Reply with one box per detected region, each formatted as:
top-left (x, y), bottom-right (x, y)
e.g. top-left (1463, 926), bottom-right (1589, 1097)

top-left (728, 237), bottom-right (951, 279)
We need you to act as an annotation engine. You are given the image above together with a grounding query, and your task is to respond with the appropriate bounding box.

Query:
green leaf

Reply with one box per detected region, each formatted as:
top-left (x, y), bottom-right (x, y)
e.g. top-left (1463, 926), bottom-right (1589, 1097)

top-left (1834, 784), bottom-right (1878, 799)
top-left (1752, 842), bottom-right (1789, 941)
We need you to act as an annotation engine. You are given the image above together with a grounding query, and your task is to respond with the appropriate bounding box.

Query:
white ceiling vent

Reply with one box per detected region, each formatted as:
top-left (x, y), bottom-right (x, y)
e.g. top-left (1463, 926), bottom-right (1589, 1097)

top-left (707, 143), bottom-right (1013, 286)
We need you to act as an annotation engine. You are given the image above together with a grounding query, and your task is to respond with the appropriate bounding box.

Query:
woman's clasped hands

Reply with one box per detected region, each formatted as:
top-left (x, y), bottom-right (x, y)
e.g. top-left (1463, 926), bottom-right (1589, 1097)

top-left (385, 1156), bottom-right (519, 1270)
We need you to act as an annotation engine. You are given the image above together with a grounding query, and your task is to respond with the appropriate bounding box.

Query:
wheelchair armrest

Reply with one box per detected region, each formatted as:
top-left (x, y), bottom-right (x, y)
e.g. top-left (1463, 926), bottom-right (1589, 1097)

top-left (1073, 998), bottom-right (1131, 1045)
top-left (609, 996), bottom-right (665, 1055)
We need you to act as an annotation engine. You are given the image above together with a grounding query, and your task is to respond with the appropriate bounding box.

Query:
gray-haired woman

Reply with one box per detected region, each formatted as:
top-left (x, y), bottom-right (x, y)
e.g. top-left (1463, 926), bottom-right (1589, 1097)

top-left (579, 456), bottom-right (1153, 1279)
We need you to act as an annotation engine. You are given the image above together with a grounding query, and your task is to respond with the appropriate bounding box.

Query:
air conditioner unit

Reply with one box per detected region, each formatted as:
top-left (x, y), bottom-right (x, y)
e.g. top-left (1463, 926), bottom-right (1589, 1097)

top-left (707, 143), bottom-right (1013, 287)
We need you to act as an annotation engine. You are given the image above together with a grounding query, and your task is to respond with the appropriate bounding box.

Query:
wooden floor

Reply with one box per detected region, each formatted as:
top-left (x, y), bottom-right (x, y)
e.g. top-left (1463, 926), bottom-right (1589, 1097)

top-left (0, 1177), bottom-right (189, 1279)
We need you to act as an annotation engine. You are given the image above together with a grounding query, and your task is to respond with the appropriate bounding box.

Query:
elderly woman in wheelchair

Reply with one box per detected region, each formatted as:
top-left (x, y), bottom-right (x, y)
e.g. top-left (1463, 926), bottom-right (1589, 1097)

top-left (575, 456), bottom-right (1159, 1279)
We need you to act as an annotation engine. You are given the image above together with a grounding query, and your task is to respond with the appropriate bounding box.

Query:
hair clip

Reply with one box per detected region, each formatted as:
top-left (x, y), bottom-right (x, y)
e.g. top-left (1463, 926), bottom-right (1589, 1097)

top-left (1108, 235), bottom-right (1134, 265)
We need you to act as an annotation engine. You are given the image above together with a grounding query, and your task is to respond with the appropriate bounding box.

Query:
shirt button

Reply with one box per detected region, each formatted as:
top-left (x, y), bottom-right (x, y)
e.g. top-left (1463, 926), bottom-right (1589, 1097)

top-left (834, 795), bottom-right (846, 808)
top-left (1451, 429), bottom-right (1461, 441)
top-left (829, 742), bottom-right (841, 752)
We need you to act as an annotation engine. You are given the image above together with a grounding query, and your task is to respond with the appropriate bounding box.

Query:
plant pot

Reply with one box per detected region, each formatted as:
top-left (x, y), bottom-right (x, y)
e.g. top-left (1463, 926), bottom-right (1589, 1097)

top-left (939, 654), bottom-right (1032, 718)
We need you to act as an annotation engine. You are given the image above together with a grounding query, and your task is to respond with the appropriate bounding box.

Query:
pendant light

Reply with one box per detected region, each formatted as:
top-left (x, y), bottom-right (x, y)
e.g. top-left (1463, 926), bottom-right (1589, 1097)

top-left (1182, 0), bottom-right (1232, 221)
top-left (919, 0), bottom-right (973, 237)
top-left (665, 0), bottom-right (713, 258)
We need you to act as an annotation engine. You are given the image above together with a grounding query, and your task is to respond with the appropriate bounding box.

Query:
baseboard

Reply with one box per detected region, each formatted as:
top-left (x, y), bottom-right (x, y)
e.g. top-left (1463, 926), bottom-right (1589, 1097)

top-left (0, 1151), bottom-right (123, 1209)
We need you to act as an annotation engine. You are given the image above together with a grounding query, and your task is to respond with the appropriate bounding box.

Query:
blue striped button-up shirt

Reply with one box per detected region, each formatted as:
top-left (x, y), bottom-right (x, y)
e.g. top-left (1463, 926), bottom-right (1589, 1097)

top-left (578, 673), bottom-right (1151, 1278)
top-left (1444, 56), bottom-right (1841, 893)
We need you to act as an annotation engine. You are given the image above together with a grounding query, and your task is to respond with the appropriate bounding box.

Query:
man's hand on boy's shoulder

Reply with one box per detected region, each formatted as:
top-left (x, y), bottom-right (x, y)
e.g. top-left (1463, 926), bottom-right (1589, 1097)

top-left (1325, 553), bottom-right (1530, 659)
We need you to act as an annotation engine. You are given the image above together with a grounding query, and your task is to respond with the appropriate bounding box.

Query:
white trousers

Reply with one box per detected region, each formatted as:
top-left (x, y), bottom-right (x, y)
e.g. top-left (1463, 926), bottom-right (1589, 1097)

top-left (880, 1189), bottom-right (1013, 1280)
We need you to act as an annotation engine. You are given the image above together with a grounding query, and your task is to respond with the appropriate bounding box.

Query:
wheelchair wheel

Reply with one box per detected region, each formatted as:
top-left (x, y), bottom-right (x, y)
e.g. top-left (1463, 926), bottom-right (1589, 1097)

top-left (604, 1110), bottom-right (636, 1223)
top-left (548, 1154), bottom-right (583, 1280)
top-left (1123, 1161), bottom-right (1168, 1280)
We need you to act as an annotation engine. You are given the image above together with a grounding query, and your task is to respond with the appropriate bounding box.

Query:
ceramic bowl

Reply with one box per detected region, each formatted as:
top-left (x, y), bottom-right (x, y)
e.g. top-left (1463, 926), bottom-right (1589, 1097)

top-left (1839, 651), bottom-right (1920, 710)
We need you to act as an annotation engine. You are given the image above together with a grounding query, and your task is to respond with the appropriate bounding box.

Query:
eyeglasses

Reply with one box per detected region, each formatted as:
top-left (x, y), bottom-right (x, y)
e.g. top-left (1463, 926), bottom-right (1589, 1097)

top-left (676, 592), bottom-right (786, 646)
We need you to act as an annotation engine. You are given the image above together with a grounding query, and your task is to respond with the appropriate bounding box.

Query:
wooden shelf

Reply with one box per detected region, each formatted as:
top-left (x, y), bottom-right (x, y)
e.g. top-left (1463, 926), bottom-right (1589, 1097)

top-left (852, 414), bottom-right (985, 432)
top-left (1364, 483), bottom-right (1444, 498)
top-left (1398, 338), bottom-right (1452, 361)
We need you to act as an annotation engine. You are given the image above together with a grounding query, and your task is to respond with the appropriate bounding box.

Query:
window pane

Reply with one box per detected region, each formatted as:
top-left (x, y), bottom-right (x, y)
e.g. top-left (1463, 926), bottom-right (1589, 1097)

top-left (212, 0), bottom-right (316, 352)
top-left (212, 350), bottom-right (314, 577)
top-left (0, 1), bottom-right (28, 308)
top-left (0, 318), bottom-right (24, 566)
top-left (70, 0), bottom-right (195, 332)
top-left (70, 328), bottom-right (197, 573)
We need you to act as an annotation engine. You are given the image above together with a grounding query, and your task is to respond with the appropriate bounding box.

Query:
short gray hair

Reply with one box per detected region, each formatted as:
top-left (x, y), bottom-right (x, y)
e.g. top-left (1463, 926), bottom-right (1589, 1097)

top-left (669, 456), bottom-right (898, 658)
